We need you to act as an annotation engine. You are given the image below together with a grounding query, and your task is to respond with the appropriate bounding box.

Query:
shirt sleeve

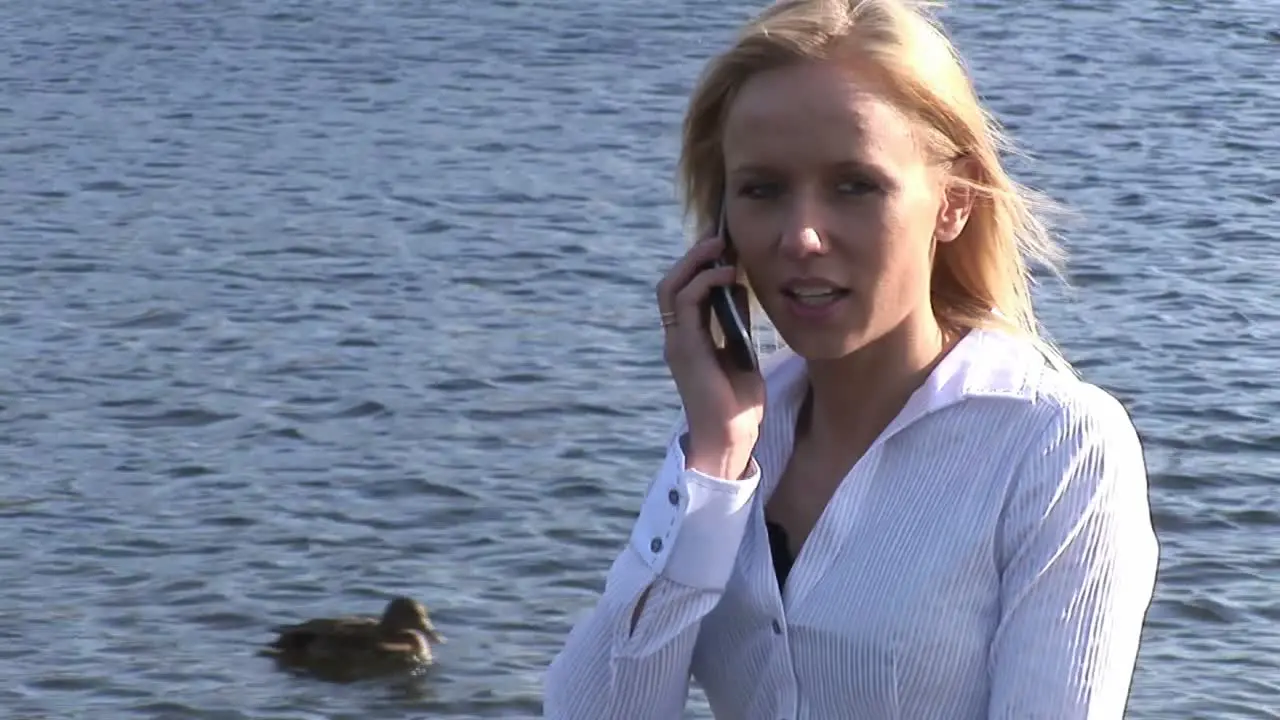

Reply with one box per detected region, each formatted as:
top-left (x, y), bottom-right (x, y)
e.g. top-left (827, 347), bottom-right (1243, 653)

top-left (543, 429), bottom-right (761, 720)
top-left (988, 383), bottom-right (1160, 719)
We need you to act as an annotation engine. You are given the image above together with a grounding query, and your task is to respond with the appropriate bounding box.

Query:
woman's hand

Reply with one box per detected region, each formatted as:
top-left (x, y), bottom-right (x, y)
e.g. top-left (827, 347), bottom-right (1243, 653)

top-left (655, 233), bottom-right (766, 480)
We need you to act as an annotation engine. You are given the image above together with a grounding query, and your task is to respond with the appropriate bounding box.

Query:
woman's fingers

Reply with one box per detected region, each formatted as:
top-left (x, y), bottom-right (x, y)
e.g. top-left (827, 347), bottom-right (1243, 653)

top-left (664, 263), bottom-right (740, 372)
top-left (654, 234), bottom-right (726, 316)
top-left (674, 265), bottom-right (738, 327)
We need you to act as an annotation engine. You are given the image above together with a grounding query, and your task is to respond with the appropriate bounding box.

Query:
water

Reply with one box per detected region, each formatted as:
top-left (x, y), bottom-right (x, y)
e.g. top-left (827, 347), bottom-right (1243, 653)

top-left (1, 0), bottom-right (1276, 717)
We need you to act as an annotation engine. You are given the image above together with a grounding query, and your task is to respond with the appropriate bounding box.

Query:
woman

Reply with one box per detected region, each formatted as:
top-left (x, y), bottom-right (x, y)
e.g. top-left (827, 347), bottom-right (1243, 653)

top-left (544, 0), bottom-right (1159, 718)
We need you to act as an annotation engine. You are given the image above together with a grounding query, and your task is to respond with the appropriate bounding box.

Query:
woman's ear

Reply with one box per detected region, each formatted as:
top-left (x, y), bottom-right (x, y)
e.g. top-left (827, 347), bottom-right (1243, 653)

top-left (934, 155), bottom-right (978, 244)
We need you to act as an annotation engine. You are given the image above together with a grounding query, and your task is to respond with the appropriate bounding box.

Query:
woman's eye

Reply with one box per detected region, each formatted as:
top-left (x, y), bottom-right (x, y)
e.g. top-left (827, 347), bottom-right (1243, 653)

top-left (734, 179), bottom-right (879, 199)
top-left (836, 178), bottom-right (880, 195)
top-left (737, 182), bottom-right (780, 199)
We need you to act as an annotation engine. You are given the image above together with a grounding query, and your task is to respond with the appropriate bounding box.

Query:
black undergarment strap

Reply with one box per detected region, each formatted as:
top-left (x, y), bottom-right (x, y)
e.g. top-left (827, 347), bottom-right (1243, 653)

top-left (766, 384), bottom-right (809, 593)
top-left (765, 520), bottom-right (795, 592)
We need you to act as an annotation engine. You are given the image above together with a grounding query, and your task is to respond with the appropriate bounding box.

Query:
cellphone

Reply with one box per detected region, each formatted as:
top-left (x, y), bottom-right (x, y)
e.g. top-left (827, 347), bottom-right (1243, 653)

top-left (706, 198), bottom-right (759, 373)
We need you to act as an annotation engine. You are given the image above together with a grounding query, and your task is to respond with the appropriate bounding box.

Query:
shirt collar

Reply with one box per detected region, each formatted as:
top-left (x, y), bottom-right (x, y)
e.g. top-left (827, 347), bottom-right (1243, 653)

top-left (761, 326), bottom-right (1050, 437)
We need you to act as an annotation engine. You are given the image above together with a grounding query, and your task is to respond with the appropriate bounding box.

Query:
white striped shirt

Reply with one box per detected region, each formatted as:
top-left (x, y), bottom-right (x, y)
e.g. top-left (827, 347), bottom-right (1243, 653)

top-left (543, 327), bottom-right (1159, 719)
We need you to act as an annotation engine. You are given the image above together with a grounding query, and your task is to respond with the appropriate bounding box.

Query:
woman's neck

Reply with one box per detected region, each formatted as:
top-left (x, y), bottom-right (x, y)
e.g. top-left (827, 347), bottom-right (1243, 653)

top-left (801, 311), bottom-right (955, 451)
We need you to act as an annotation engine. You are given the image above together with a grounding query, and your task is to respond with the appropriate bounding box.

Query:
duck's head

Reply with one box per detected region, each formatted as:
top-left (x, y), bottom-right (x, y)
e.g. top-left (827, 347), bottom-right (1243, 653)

top-left (381, 596), bottom-right (445, 644)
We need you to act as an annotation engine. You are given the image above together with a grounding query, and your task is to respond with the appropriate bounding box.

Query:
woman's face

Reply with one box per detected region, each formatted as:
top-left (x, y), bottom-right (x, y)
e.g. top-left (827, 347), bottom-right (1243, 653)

top-left (721, 58), bottom-right (969, 360)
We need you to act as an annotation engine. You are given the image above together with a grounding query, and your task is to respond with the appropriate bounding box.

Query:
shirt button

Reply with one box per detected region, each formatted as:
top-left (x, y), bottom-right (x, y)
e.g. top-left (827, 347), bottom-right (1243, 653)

top-left (667, 488), bottom-right (680, 506)
top-left (650, 537), bottom-right (664, 554)
top-left (771, 619), bottom-right (783, 634)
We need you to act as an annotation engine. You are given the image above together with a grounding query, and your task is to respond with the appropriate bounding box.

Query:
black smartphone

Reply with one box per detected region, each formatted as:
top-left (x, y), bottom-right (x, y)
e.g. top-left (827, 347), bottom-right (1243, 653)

top-left (706, 198), bottom-right (759, 373)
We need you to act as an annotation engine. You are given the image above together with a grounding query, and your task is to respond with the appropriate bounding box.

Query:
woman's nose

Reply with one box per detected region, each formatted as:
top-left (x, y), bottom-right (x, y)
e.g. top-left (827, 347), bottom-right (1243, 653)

top-left (779, 200), bottom-right (827, 257)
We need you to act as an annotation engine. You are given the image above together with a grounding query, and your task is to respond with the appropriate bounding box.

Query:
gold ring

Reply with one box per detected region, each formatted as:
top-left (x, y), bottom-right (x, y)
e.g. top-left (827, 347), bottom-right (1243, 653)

top-left (660, 311), bottom-right (678, 328)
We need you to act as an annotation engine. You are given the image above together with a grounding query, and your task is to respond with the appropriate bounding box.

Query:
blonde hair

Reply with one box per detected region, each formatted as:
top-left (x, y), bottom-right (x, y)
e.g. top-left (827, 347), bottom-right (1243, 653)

top-left (677, 0), bottom-right (1072, 369)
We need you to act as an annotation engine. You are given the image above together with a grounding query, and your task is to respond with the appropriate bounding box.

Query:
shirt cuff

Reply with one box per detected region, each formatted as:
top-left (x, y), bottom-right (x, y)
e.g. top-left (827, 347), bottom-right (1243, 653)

top-left (627, 433), bottom-right (761, 591)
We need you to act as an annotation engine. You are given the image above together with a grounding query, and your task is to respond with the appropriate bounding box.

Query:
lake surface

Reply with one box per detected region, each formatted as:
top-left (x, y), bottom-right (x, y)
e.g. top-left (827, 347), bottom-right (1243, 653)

top-left (1, 0), bottom-right (1277, 717)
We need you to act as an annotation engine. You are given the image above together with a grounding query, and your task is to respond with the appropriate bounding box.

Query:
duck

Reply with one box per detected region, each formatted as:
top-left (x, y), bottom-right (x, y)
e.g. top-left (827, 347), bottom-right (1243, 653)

top-left (260, 596), bottom-right (445, 681)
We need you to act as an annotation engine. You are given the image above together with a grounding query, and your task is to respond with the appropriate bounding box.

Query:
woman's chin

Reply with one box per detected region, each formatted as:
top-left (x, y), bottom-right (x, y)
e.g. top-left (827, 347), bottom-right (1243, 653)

top-left (762, 295), bottom-right (868, 359)
top-left (774, 324), bottom-right (869, 361)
